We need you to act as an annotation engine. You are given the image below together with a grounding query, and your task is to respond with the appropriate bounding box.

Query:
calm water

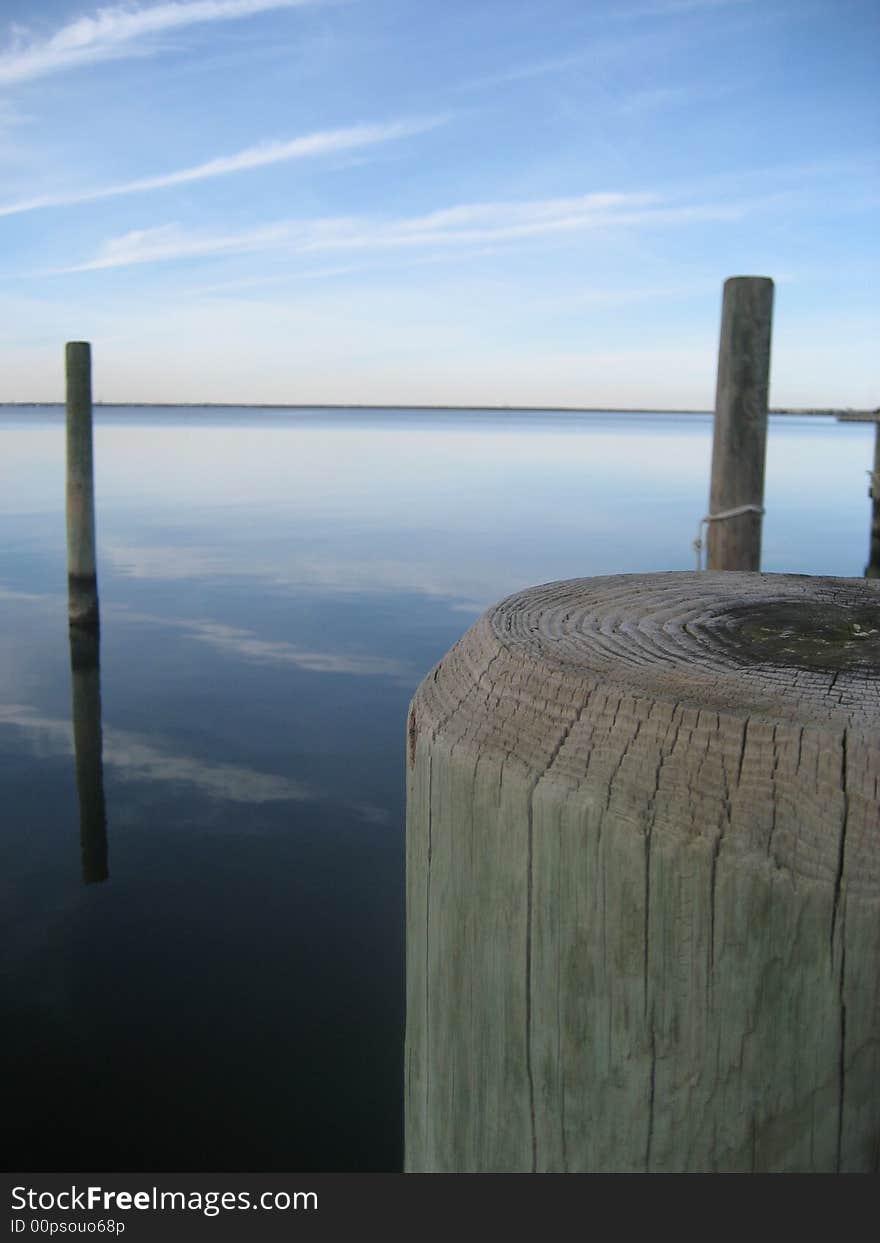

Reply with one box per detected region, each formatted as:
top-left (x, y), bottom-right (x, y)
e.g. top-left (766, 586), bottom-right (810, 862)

top-left (1, 407), bottom-right (873, 1171)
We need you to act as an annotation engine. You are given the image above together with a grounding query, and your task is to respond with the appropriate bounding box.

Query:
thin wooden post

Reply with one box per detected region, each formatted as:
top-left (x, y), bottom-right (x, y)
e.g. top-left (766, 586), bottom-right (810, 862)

top-left (866, 422), bottom-right (880, 579)
top-left (706, 277), bottom-right (774, 571)
top-left (66, 342), bottom-right (99, 629)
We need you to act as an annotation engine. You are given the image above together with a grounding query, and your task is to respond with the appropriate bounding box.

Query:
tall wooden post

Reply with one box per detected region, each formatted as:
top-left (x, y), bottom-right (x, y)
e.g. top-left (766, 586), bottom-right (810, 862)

top-left (706, 277), bottom-right (774, 571)
top-left (406, 572), bottom-right (880, 1172)
top-left (66, 342), bottom-right (99, 630)
top-left (866, 421), bottom-right (880, 579)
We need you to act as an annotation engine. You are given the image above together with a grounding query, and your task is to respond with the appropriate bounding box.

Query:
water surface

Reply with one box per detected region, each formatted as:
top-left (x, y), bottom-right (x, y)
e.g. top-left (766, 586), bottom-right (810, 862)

top-left (1, 407), bottom-right (873, 1170)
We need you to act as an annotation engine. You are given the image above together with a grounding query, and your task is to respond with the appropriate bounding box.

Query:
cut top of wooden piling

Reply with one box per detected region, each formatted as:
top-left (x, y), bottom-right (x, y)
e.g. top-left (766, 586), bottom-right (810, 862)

top-left (414, 572), bottom-right (880, 735)
top-left (410, 572), bottom-right (880, 888)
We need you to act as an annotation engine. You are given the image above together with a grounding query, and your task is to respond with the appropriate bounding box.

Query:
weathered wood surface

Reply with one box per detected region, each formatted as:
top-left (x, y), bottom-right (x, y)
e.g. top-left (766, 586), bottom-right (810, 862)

top-left (405, 572), bottom-right (880, 1172)
top-left (706, 277), bottom-right (774, 571)
top-left (66, 341), bottom-right (99, 629)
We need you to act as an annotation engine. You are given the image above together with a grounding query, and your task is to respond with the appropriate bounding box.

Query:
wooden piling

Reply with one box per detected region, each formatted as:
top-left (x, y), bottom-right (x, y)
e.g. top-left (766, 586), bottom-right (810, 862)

top-left (706, 277), bottom-right (774, 571)
top-left (65, 341), bottom-right (99, 630)
top-left (405, 572), bottom-right (880, 1172)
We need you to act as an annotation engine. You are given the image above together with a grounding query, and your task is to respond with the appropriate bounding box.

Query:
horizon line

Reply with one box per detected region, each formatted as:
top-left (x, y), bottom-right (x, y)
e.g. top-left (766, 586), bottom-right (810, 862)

top-left (1, 401), bottom-right (875, 417)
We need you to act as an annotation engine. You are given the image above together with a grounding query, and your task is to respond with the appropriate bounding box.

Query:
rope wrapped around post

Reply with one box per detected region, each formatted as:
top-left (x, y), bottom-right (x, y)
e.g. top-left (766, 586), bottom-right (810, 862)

top-left (693, 504), bottom-right (766, 571)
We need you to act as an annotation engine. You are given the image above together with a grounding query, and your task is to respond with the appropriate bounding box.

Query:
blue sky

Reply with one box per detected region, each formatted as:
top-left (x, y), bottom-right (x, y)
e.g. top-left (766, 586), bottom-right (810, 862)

top-left (1, 0), bottom-right (876, 406)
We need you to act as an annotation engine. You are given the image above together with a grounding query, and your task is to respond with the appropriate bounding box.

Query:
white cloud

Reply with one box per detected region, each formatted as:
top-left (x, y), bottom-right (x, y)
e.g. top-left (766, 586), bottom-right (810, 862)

top-left (97, 586), bottom-right (413, 676)
top-left (169, 617), bottom-right (411, 677)
top-left (0, 702), bottom-right (313, 803)
top-left (623, 0), bottom-right (754, 15)
top-left (0, 701), bottom-right (390, 822)
top-left (55, 189), bottom-right (750, 272)
top-left (0, 118), bottom-right (444, 218)
top-left (454, 50), bottom-right (596, 93)
top-left (615, 85), bottom-right (692, 114)
top-left (0, 0), bottom-right (320, 86)
top-left (71, 221), bottom-right (293, 268)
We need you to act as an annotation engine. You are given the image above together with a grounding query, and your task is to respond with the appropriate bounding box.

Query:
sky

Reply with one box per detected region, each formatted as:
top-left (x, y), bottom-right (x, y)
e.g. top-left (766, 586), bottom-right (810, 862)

top-left (0, 0), bottom-right (877, 407)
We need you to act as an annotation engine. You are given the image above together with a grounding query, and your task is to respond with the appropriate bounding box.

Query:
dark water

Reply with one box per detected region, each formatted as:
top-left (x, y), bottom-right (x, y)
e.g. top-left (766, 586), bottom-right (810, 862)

top-left (0, 407), bottom-right (873, 1170)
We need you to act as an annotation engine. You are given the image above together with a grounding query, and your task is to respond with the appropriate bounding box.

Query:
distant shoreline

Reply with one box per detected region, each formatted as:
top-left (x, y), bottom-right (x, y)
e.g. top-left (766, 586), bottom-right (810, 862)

top-left (1, 402), bottom-right (874, 417)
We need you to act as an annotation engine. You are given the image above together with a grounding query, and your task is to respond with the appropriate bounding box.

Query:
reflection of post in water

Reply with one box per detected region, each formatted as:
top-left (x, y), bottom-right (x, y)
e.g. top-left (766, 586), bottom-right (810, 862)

top-left (866, 420), bottom-right (880, 579)
top-left (69, 627), bottom-right (109, 884)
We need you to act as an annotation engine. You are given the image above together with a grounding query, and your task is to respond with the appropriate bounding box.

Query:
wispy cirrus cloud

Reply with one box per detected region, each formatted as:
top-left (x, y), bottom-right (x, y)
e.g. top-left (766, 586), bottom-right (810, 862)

top-left (453, 50), bottom-right (597, 93)
top-left (622, 0), bottom-right (754, 14)
top-left (64, 220), bottom-right (292, 269)
top-left (0, 702), bottom-right (389, 822)
top-left (53, 189), bottom-right (749, 272)
top-left (0, 701), bottom-right (395, 825)
top-left (0, 117), bottom-right (444, 218)
top-left (97, 584), bottom-right (411, 677)
top-left (0, 702), bottom-right (313, 803)
top-left (0, 0), bottom-right (320, 86)
top-left (170, 618), bottom-right (409, 676)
